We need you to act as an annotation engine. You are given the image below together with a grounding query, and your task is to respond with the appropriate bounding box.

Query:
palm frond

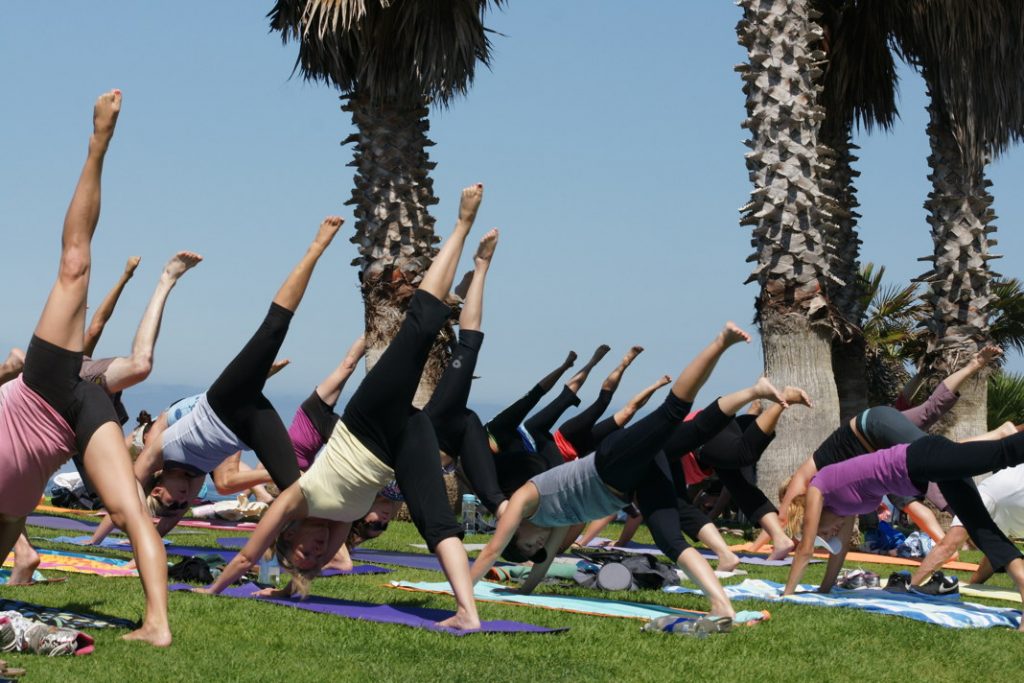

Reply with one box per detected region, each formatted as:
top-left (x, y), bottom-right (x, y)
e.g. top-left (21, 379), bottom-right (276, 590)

top-left (989, 277), bottom-right (1024, 355)
top-left (888, 1), bottom-right (1024, 171)
top-left (269, 0), bottom-right (506, 107)
top-left (988, 371), bottom-right (1024, 429)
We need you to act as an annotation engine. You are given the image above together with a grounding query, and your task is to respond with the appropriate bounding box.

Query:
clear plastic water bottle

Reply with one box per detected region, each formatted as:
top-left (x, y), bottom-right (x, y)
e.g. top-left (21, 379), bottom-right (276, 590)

top-left (259, 552), bottom-right (280, 586)
top-left (461, 494), bottom-right (478, 534)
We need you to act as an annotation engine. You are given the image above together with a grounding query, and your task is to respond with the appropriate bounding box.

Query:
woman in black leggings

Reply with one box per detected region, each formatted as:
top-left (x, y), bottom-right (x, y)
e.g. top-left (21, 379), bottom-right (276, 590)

top-left (784, 430), bottom-right (1024, 620)
top-left (470, 322), bottom-right (786, 619)
top-left (203, 185), bottom-right (487, 631)
top-left (130, 216), bottom-right (344, 514)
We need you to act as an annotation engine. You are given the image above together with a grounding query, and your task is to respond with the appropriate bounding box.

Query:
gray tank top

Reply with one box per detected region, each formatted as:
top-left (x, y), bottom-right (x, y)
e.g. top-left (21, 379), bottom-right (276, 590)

top-left (529, 457), bottom-right (627, 527)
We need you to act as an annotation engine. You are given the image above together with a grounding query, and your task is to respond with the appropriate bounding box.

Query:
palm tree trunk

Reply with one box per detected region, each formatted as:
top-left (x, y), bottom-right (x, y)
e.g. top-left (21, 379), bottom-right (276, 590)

top-left (343, 92), bottom-right (453, 407)
top-left (824, 129), bottom-right (869, 421)
top-left (759, 311), bottom-right (842, 505)
top-left (737, 0), bottom-right (842, 503)
top-left (917, 97), bottom-right (1000, 439)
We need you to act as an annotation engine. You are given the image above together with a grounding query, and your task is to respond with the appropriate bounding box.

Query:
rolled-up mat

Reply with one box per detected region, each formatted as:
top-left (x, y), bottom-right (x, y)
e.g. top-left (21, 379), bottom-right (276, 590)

top-left (171, 583), bottom-right (566, 635)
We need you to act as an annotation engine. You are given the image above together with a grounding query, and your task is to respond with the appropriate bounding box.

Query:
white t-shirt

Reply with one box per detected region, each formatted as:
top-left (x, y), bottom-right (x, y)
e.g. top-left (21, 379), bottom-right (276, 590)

top-left (161, 393), bottom-right (248, 474)
top-left (951, 465), bottom-right (1024, 538)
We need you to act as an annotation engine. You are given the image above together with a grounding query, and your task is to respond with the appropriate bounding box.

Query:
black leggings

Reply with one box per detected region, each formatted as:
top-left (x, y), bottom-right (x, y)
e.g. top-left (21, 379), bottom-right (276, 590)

top-left (422, 330), bottom-right (505, 515)
top-left (906, 434), bottom-right (1024, 571)
top-left (206, 303), bottom-right (299, 490)
top-left (486, 384), bottom-right (548, 452)
top-left (617, 399), bottom-right (731, 561)
top-left (524, 386), bottom-right (581, 444)
top-left (695, 415), bottom-right (777, 524)
top-left (23, 336), bottom-right (118, 454)
top-left (557, 389), bottom-right (614, 456)
top-left (342, 291), bottom-right (458, 550)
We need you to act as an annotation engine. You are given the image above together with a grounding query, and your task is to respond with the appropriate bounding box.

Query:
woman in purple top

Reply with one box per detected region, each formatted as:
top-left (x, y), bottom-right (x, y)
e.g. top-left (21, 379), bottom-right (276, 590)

top-left (755, 345), bottom-right (1003, 553)
top-left (783, 430), bottom-right (1024, 621)
top-left (0, 92), bottom-right (170, 647)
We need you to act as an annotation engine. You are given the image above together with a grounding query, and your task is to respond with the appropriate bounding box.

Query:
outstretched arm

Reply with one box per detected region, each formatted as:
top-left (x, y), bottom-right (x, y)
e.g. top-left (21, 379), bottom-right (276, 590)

top-left (470, 485), bottom-right (538, 584)
top-left (816, 516), bottom-right (854, 594)
top-left (0, 348), bottom-right (25, 386)
top-left (199, 484), bottom-right (309, 595)
top-left (83, 255), bottom-right (140, 356)
top-left (516, 526), bottom-right (569, 595)
top-left (211, 453), bottom-right (272, 495)
top-left (316, 335), bottom-right (366, 407)
top-left (783, 485), bottom-right (824, 595)
top-left (942, 345), bottom-right (1002, 395)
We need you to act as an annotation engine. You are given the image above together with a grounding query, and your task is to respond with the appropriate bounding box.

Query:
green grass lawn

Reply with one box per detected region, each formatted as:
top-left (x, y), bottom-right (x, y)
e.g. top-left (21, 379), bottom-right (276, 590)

top-left (3, 518), bottom-right (1020, 683)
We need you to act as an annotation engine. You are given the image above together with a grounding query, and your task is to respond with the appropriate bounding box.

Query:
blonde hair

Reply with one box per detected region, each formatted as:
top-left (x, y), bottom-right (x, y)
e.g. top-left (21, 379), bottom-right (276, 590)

top-left (785, 494), bottom-right (807, 539)
top-left (274, 526), bottom-right (316, 598)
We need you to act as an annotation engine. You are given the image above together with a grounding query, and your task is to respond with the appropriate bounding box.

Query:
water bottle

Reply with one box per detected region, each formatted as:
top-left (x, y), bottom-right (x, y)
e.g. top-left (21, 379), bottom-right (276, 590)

top-left (461, 494), bottom-right (478, 534)
top-left (259, 552), bottom-right (280, 586)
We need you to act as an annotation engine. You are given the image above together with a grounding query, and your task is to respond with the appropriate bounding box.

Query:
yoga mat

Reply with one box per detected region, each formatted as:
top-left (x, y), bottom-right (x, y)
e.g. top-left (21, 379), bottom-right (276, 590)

top-left (0, 598), bottom-right (136, 630)
top-left (49, 535), bottom-right (168, 549)
top-left (665, 579), bottom-right (1021, 630)
top-left (171, 583), bottom-right (566, 635)
top-left (226, 540), bottom-right (443, 574)
top-left (26, 515), bottom-right (100, 532)
top-left (411, 543), bottom-right (487, 552)
top-left (961, 584), bottom-right (1022, 604)
top-left (179, 519), bottom-right (257, 531)
top-left (732, 542), bottom-right (980, 572)
top-left (3, 549), bottom-right (136, 578)
top-left (583, 538), bottom-right (816, 566)
top-left (390, 580), bottom-right (706, 621)
top-left (153, 542), bottom-right (390, 576)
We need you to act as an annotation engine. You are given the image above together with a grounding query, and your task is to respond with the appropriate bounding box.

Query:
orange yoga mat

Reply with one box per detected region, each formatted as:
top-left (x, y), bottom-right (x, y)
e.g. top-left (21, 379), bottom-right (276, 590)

top-left (33, 505), bottom-right (101, 516)
top-left (732, 542), bottom-right (979, 572)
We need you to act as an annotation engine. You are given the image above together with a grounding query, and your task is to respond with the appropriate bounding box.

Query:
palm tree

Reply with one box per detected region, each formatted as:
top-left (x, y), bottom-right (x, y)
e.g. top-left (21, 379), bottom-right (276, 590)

top-left (816, 0), bottom-right (900, 421)
top-left (735, 0), bottom-right (844, 505)
top-left (888, 1), bottom-right (1024, 439)
top-left (269, 0), bottom-right (504, 404)
top-left (988, 371), bottom-right (1024, 430)
top-left (858, 263), bottom-right (923, 406)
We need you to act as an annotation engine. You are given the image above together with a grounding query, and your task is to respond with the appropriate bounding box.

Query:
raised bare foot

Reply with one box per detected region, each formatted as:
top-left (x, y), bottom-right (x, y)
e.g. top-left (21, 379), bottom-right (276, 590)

top-left (767, 538), bottom-right (795, 561)
top-left (163, 251), bottom-right (203, 282)
top-left (563, 351), bottom-right (578, 368)
top-left (753, 377), bottom-right (787, 406)
top-left (124, 255), bottom-right (142, 278)
top-left (717, 549), bottom-right (740, 573)
top-left (4, 348), bottom-right (25, 372)
top-left (458, 184), bottom-right (484, 226)
top-left (622, 345), bottom-right (644, 365)
top-left (122, 622), bottom-right (172, 647)
top-left (474, 228), bottom-right (499, 265)
top-left (720, 321), bottom-right (751, 347)
top-left (267, 358), bottom-right (290, 378)
top-left (92, 89), bottom-right (122, 144)
top-left (587, 344), bottom-right (612, 367)
top-left (314, 216), bottom-right (344, 251)
top-left (781, 386), bottom-right (813, 408)
top-left (451, 271), bottom-right (474, 301)
top-left (436, 610), bottom-right (481, 631)
top-left (628, 375), bottom-right (672, 412)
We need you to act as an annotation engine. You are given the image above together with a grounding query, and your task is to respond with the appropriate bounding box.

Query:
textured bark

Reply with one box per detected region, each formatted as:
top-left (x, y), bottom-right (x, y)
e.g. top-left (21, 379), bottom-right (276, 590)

top-left (343, 92), bottom-right (452, 406)
top-left (736, 0), bottom-right (842, 321)
top-left (916, 96), bottom-right (1000, 438)
top-left (737, 0), bottom-right (842, 504)
top-left (759, 312), bottom-right (841, 506)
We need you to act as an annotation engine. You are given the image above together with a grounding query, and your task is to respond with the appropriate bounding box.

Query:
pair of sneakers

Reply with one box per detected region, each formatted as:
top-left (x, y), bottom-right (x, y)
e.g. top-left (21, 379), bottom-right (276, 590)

top-left (837, 569), bottom-right (880, 589)
top-left (0, 612), bottom-right (94, 657)
top-left (884, 570), bottom-right (959, 596)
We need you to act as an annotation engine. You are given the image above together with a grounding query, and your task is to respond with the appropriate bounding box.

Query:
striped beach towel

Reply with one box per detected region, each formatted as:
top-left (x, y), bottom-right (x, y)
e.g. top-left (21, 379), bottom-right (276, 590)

top-left (664, 579), bottom-right (1021, 629)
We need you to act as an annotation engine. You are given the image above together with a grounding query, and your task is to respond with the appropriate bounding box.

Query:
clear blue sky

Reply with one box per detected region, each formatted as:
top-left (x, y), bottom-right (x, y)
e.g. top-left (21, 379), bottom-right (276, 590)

top-left (2, 2), bottom-right (1022, 428)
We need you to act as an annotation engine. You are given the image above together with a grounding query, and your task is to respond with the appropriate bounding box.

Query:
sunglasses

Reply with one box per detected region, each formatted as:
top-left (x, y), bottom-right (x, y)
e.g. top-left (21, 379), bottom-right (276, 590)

top-left (362, 520), bottom-right (389, 533)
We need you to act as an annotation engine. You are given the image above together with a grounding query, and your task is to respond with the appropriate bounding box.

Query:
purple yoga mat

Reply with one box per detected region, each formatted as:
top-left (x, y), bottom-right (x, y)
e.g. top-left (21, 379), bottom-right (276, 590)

top-left (167, 544), bottom-right (390, 576)
top-left (171, 583), bottom-right (566, 635)
top-left (26, 515), bottom-right (99, 532)
top-left (219, 539), bottom-right (445, 572)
